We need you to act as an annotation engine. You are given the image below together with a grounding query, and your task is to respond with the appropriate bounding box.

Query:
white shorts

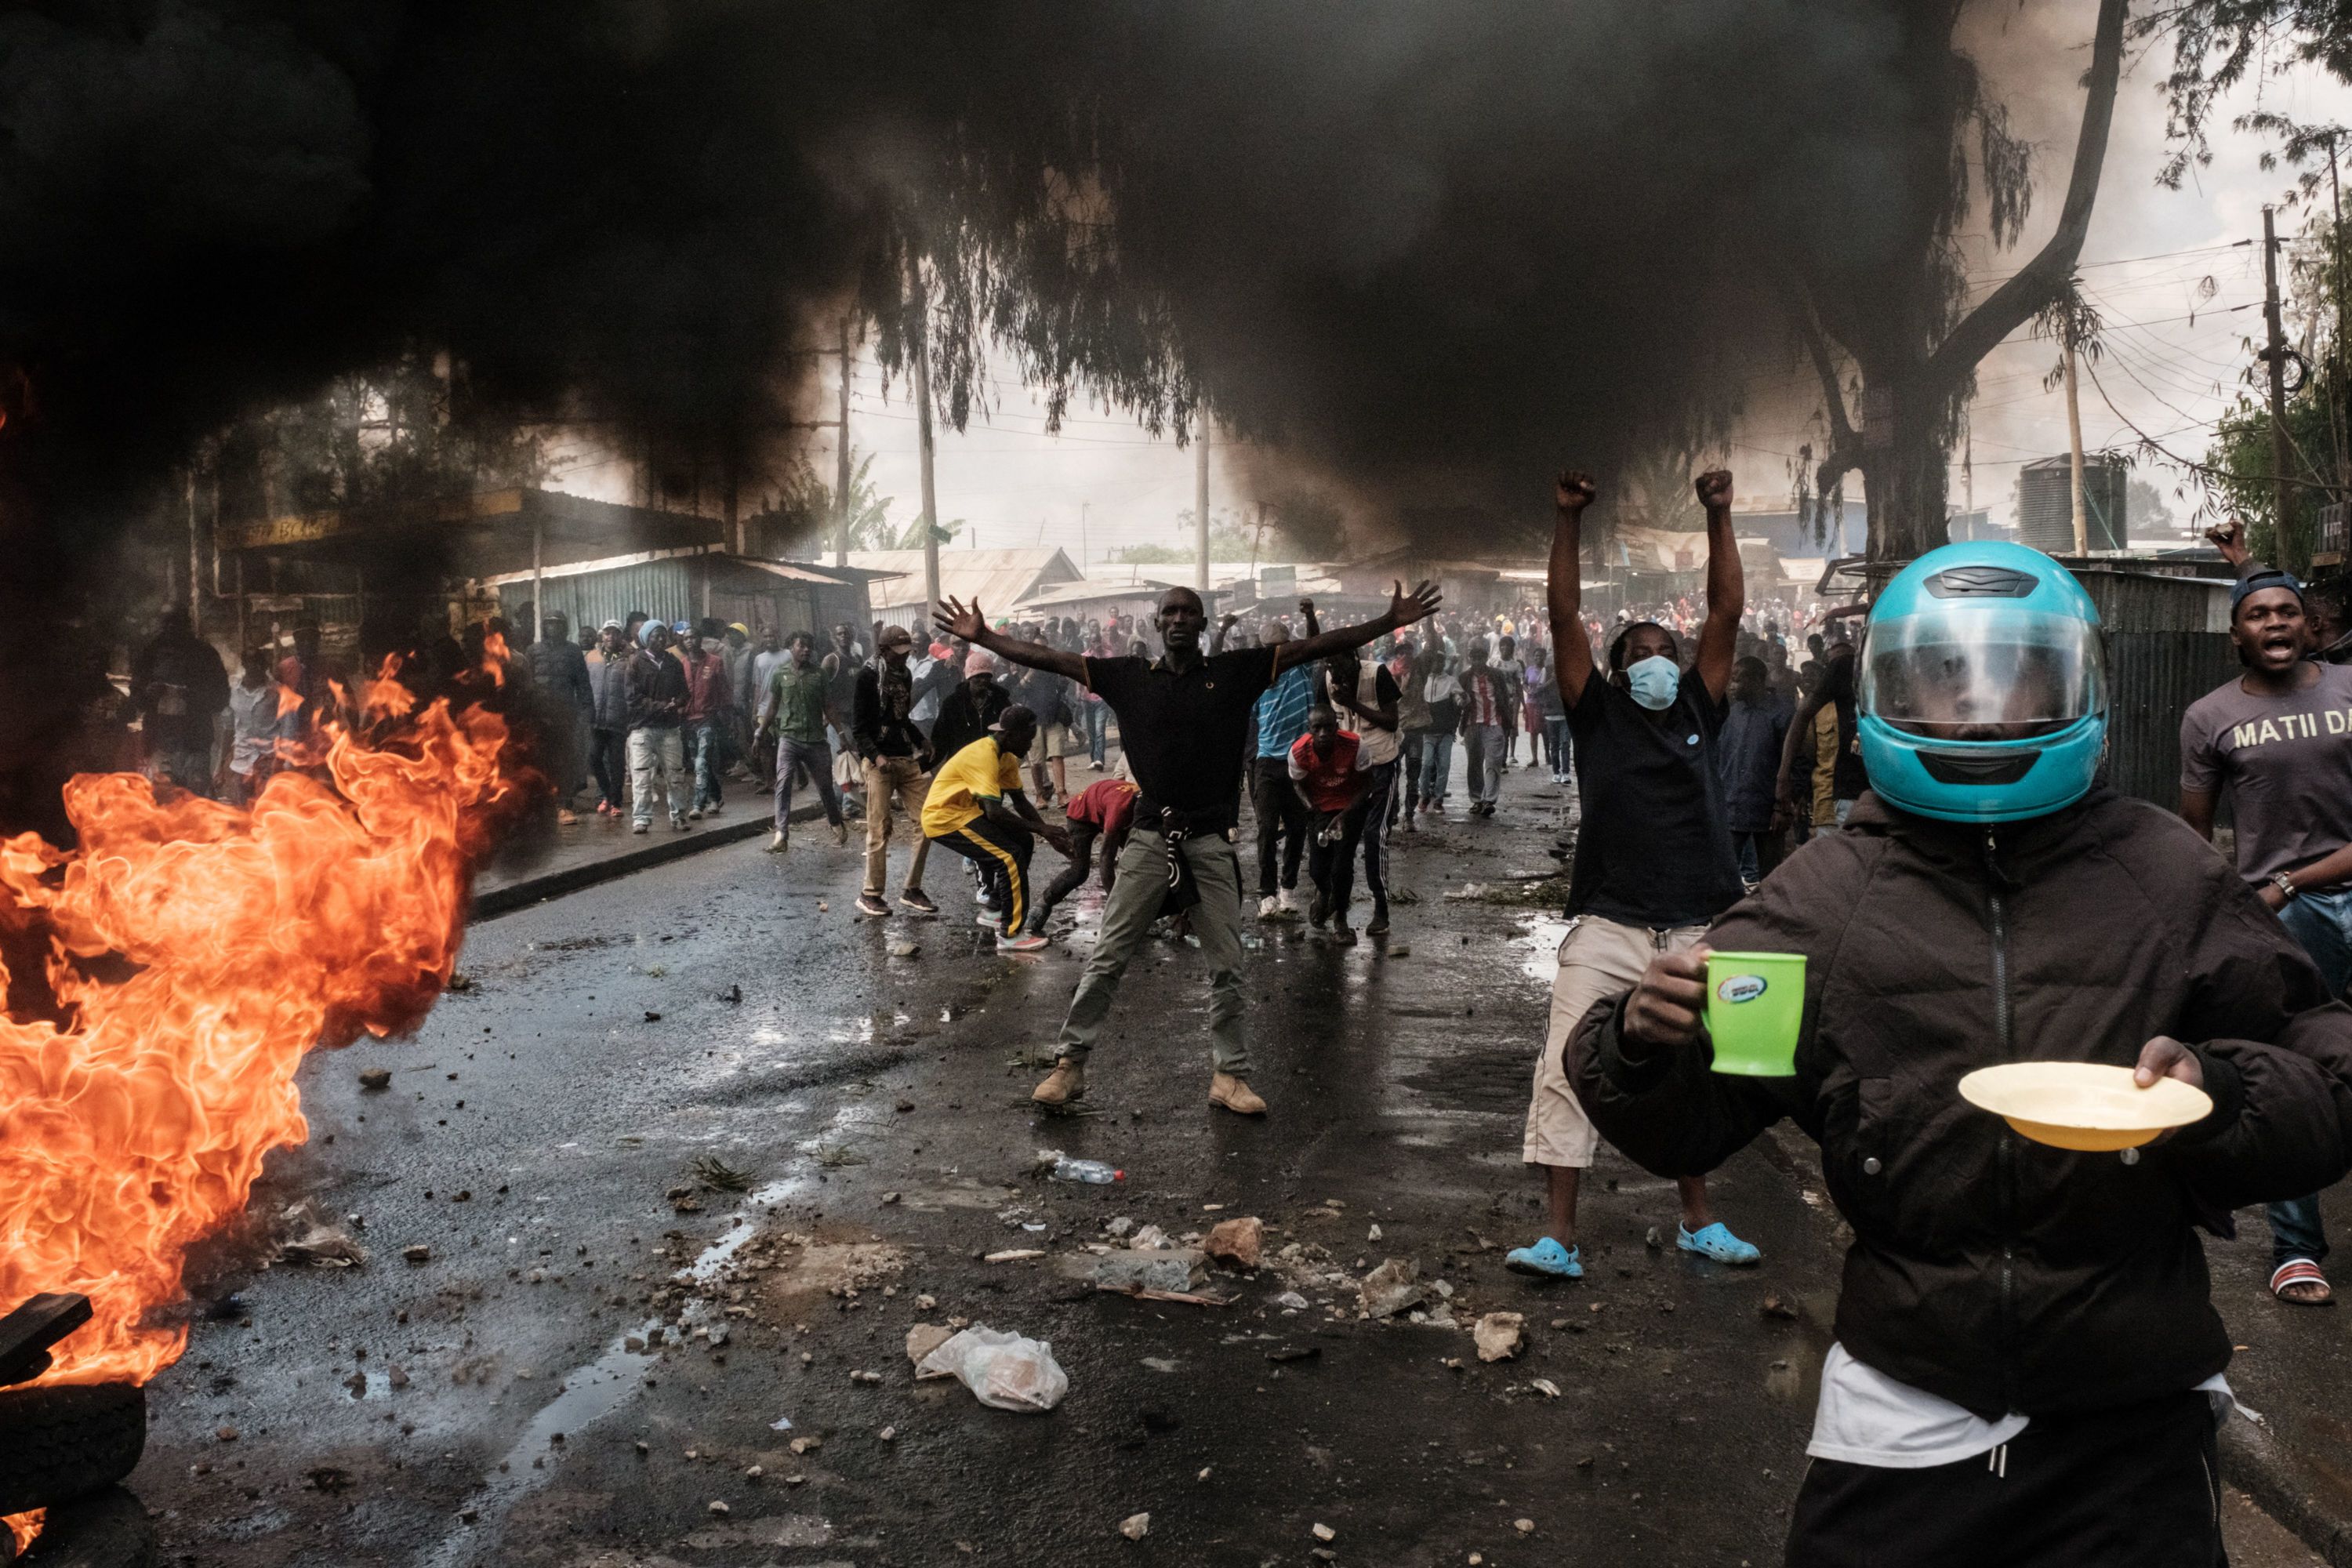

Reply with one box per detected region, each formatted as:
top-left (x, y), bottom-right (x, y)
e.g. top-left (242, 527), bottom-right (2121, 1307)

top-left (1523, 914), bottom-right (1708, 1168)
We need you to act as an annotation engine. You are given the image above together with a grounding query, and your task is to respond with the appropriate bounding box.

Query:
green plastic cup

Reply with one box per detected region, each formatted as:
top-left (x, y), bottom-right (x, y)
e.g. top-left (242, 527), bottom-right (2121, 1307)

top-left (1704, 951), bottom-right (1806, 1077)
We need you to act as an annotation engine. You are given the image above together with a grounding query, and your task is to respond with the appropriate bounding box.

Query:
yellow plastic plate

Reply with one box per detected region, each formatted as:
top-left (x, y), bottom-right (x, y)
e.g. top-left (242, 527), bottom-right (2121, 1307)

top-left (1956, 1062), bottom-right (2214, 1152)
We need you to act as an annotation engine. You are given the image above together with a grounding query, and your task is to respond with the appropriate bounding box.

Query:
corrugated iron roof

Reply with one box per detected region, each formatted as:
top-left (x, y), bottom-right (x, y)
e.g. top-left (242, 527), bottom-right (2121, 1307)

top-left (849, 548), bottom-right (1082, 609)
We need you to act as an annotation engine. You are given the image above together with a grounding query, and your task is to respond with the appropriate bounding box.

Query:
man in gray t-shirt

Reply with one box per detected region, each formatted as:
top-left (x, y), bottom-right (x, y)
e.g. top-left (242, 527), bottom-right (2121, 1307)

top-left (2180, 562), bottom-right (2352, 1306)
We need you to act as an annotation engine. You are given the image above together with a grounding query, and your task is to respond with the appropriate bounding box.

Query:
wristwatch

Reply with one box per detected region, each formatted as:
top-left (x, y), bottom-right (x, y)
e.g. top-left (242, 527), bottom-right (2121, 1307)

top-left (2273, 871), bottom-right (2299, 900)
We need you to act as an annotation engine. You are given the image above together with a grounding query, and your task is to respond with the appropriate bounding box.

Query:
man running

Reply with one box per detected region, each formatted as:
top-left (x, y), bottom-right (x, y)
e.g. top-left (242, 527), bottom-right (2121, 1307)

top-left (851, 625), bottom-right (937, 919)
top-left (757, 630), bottom-right (848, 852)
top-left (923, 704), bottom-right (1071, 954)
top-left (936, 580), bottom-right (1440, 1116)
top-left (1506, 467), bottom-right (1759, 1280)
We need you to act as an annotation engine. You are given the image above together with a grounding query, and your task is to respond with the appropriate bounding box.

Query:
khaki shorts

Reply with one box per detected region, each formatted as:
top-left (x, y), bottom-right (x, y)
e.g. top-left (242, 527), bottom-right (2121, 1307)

top-left (1523, 915), bottom-right (1708, 1168)
top-left (1030, 721), bottom-right (1076, 763)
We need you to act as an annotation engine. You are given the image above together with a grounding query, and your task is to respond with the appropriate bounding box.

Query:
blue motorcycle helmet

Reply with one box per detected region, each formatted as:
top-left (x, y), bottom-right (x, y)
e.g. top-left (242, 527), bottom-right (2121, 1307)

top-left (1856, 541), bottom-right (2107, 823)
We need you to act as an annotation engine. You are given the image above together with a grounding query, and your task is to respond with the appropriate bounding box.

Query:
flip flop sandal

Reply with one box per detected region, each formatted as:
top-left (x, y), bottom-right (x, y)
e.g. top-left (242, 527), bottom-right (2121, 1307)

top-left (2270, 1258), bottom-right (2334, 1305)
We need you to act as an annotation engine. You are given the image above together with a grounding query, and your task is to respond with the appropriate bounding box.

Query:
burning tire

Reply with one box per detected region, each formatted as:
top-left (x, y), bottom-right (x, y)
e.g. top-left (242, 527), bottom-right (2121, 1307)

top-left (0, 1384), bottom-right (145, 1516)
top-left (8, 1486), bottom-right (156, 1568)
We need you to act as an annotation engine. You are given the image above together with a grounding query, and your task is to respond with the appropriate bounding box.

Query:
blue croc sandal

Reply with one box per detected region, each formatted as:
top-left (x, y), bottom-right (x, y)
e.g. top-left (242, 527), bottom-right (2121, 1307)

top-left (1678, 1222), bottom-right (1762, 1265)
top-left (1503, 1237), bottom-right (1584, 1279)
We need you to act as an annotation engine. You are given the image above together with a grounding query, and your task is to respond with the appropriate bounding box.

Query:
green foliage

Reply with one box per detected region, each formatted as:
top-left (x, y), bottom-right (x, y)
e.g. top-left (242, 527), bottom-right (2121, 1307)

top-left (757, 447), bottom-right (897, 553)
top-left (2198, 387), bottom-right (2335, 561)
top-left (2140, 3), bottom-right (2352, 187)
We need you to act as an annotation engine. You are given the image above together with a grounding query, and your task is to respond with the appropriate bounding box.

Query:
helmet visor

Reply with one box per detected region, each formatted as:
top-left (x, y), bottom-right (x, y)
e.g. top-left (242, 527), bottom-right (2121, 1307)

top-left (1859, 608), bottom-right (2106, 740)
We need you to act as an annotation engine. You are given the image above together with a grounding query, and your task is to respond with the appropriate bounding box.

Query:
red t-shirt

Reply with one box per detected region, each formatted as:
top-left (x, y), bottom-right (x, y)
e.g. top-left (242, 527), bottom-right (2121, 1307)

top-left (1287, 731), bottom-right (1366, 812)
top-left (1064, 779), bottom-right (1139, 836)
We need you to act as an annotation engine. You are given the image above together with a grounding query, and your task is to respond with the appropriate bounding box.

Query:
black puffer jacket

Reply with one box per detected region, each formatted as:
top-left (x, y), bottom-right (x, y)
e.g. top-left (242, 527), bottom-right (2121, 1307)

top-left (1570, 788), bottom-right (2352, 1419)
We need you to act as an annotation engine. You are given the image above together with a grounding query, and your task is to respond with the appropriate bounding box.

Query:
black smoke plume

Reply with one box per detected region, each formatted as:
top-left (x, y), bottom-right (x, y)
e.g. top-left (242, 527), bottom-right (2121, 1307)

top-left (1, 0), bottom-right (2049, 566)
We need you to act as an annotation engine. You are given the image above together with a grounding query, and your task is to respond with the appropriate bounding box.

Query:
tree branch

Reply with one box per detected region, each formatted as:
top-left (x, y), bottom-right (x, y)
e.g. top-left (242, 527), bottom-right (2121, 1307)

top-left (1792, 284), bottom-right (1859, 454)
top-left (1922, 0), bottom-right (2128, 392)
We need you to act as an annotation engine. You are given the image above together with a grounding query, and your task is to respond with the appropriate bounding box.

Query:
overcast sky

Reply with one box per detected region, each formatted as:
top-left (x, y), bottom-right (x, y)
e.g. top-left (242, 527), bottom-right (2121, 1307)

top-left (550, 13), bottom-right (2352, 563)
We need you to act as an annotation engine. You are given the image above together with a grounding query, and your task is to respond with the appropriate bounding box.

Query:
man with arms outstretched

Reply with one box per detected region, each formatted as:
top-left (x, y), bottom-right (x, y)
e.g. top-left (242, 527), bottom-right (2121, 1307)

top-left (936, 580), bottom-right (1440, 1116)
top-left (1506, 467), bottom-right (1761, 1280)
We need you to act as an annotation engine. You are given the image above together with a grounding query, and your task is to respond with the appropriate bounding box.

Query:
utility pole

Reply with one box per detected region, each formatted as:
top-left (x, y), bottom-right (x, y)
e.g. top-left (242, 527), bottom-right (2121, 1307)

top-left (2063, 322), bottom-right (2089, 554)
top-left (1193, 416), bottom-right (1210, 596)
top-left (833, 314), bottom-right (854, 567)
top-left (1078, 500), bottom-right (1088, 574)
top-left (2329, 134), bottom-right (2350, 495)
top-left (2264, 205), bottom-right (2302, 572)
top-left (910, 268), bottom-right (942, 636)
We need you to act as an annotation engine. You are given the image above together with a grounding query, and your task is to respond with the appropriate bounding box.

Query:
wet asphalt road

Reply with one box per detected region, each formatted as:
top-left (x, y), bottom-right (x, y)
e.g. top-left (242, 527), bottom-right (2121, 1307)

top-left (120, 770), bottom-right (2323, 1568)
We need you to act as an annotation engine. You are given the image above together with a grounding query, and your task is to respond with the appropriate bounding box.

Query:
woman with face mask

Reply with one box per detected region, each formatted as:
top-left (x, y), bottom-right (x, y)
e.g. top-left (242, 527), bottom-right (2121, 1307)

top-left (1504, 466), bottom-right (1761, 1283)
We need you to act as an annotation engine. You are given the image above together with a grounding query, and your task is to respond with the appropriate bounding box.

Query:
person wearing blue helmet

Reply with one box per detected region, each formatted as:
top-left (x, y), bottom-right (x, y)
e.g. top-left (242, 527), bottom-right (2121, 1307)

top-left (1567, 539), bottom-right (2352, 1566)
top-left (2180, 546), bottom-right (2352, 1308)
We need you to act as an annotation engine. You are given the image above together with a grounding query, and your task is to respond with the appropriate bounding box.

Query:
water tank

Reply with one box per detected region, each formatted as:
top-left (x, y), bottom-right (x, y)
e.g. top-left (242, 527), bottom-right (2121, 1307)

top-left (2016, 456), bottom-right (2126, 554)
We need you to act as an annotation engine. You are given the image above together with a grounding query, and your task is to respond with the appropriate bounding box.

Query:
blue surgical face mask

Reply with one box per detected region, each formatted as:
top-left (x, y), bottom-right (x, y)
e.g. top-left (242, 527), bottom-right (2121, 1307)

top-left (1624, 655), bottom-right (1680, 711)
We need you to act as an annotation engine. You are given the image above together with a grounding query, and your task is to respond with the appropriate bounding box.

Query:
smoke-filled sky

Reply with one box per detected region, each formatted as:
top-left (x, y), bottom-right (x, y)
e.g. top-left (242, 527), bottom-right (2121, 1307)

top-left (2, 0), bottom-right (2339, 578)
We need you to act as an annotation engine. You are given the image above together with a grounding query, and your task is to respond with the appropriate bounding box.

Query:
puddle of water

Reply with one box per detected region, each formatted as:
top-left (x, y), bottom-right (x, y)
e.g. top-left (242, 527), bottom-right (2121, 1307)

top-left (1514, 914), bottom-right (1570, 984)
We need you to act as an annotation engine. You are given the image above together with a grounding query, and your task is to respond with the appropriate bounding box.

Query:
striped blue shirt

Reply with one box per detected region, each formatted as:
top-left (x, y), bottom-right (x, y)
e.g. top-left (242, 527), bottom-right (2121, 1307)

top-left (1254, 663), bottom-right (1317, 757)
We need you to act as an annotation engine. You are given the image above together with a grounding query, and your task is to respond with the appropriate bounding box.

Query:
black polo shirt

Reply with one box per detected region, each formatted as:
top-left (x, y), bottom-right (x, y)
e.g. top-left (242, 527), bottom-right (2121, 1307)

top-left (1083, 645), bottom-right (1283, 828)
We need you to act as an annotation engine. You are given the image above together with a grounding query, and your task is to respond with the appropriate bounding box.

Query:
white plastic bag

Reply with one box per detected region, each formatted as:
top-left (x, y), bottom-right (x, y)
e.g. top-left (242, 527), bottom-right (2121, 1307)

top-left (915, 1325), bottom-right (1069, 1413)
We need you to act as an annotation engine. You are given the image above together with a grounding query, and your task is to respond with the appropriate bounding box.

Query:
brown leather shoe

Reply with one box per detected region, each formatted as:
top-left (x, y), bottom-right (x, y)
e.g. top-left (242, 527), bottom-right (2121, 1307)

top-left (1209, 1072), bottom-right (1266, 1116)
top-left (1033, 1058), bottom-right (1087, 1106)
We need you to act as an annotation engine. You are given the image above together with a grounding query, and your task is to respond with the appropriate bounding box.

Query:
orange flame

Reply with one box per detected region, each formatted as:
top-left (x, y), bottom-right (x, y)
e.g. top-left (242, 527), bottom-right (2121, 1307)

top-left (5, 1509), bottom-right (43, 1555)
top-left (0, 656), bottom-right (534, 1386)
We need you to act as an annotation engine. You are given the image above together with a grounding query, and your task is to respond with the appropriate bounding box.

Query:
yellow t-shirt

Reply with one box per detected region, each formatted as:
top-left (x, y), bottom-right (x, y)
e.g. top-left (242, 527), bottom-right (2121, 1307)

top-left (922, 738), bottom-right (1024, 838)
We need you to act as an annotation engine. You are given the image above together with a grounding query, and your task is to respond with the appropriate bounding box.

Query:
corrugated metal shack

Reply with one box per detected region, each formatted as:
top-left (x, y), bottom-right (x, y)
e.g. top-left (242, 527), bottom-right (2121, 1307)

top-left (2056, 559), bottom-right (2237, 810)
top-left (481, 549), bottom-right (884, 641)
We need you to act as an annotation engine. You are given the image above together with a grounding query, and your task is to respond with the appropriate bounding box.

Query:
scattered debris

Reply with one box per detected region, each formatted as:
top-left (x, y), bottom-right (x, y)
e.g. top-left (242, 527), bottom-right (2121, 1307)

top-left (358, 1067), bottom-right (391, 1091)
top-left (880, 1425), bottom-right (897, 1442)
top-left (1387, 944), bottom-right (1410, 957)
top-left (1474, 1312), bottom-right (1526, 1363)
top-left (985, 1248), bottom-right (1047, 1264)
top-left (707, 1501), bottom-right (729, 1517)
top-left (1312, 1523), bottom-right (1337, 1542)
top-left (1120, 1512), bottom-right (1152, 1541)
top-left (888, 940), bottom-right (921, 959)
top-left (401, 1244), bottom-right (430, 1265)
top-left (720, 983), bottom-right (742, 1004)
top-left (1039, 1150), bottom-right (1123, 1184)
top-left (303, 1466), bottom-right (351, 1494)
top-left (789, 1436), bottom-right (822, 1455)
top-left (908, 1323), bottom-right (956, 1370)
top-left (1359, 1258), bottom-right (1428, 1319)
top-left (691, 1155), bottom-right (753, 1192)
top-left (915, 1326), bottom-right (1069, 1413)
top-left (644, 1011), bottom-right (662, 1023)
top-left (849, 1370), bottom-right (883, 1385)
top-left (1530, 1377), bottom-right (1562, 1399)
top-left (1366, 1223), bottom-right (1383, 1243)
top-left (273, 1202), bottom-right (368, 1269)
top-left (666, 1186), bottom-right (705, 1214)
top-left (1515, 1518), bottom-right (1536, 1535)
top-left (1203, 1217), bottom-right (1265, 1269)
top-left (1644, 1226), bottom-right (1665, 1251)
top-left (768, 1415), bottom-right (795, 1432)
top-left (1760, 1294), bottom-right (1800, 1320)
top-left (1089, 1250), bottom-right (1207, 1294)
top-left (1265, 1345), bottom-right (1321, 1364)
top-left (1129, 1224), bottom-right (1171, 1250)
top-left (1101, 1285), bottom-right (1234, 1308)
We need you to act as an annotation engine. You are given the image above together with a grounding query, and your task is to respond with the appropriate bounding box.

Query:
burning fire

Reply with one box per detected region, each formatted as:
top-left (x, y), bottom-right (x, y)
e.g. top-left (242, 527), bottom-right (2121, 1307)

top-left (0, 651), bottom-right (534, 1385)
top-left (5, 1509), bottom-right (42, 1556)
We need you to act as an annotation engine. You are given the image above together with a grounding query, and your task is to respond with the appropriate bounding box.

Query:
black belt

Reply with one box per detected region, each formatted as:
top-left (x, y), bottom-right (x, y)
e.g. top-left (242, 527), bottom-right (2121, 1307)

top-left (1134, 800), bottom-right (1237, 836)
